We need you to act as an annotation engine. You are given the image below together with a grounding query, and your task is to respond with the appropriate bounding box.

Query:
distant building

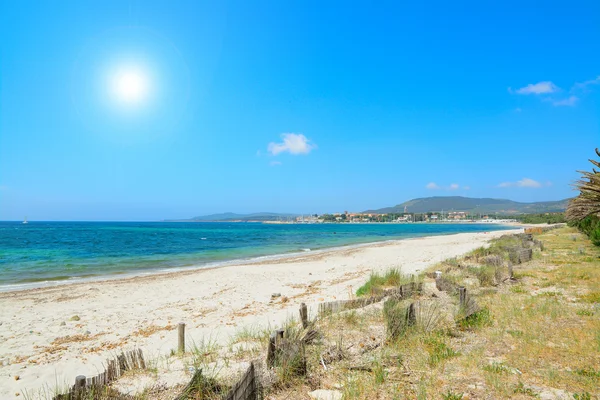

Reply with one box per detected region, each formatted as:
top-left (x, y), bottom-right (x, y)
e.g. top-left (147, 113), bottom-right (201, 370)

top-left (447, 211), bottom-right (467, 220)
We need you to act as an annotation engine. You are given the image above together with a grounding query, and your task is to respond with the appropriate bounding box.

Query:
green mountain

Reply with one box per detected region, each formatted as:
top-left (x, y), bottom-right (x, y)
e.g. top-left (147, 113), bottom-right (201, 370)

top-left (167, 212), bottom-right (298, 222)
top-left (364, 196), bottom-right (570, 215)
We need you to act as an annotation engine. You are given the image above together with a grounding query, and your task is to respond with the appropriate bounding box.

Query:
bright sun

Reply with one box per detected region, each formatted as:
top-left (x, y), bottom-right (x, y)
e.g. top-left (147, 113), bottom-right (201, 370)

top-left (111, 67), bottom-right (149, 104)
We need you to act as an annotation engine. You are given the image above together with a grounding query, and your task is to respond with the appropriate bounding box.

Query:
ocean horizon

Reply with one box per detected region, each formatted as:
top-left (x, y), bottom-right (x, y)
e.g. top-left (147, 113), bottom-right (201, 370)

top-left (0, 221), bottom-right (513, 292)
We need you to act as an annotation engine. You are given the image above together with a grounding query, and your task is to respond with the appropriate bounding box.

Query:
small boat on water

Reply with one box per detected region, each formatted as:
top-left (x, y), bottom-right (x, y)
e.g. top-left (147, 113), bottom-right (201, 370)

top-left (22, 216), bottom-right (28, 224)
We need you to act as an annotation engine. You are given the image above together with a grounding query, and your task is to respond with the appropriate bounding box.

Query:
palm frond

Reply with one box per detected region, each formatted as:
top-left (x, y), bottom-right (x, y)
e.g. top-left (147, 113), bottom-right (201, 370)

top-left (566, 148), bottom-right (600, 221)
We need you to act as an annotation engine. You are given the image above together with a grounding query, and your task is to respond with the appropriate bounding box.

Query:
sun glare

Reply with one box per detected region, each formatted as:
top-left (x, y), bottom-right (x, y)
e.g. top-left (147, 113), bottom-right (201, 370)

top-left (111, 67), bottom-right (149, 105)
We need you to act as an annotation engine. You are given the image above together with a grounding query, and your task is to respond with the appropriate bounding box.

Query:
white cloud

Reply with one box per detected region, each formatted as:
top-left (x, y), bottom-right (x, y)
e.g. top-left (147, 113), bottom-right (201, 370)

top-left (449, 183), bottom-right (459, 190)
top-left (573, 75), bottom-right (600, 91)
top-left (552, 95), bottom-right (578, 107)
top-left (426, 182), bottom-right (440, 190)
top-left (498, 178), bottom-right (543, 188)
top-left (518, 178), bottom-right (542, 188)
top-left (513, 81), bottom-right (559, 95)
top-left (269, 161), bottom-right (282, 166)
top-left (267, 133), bottom-right (315, 156)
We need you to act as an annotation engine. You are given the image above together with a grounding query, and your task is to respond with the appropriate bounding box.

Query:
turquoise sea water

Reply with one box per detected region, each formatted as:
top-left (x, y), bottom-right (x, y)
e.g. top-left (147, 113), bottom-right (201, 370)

top-left (0, 221), bottom-right (512, 291)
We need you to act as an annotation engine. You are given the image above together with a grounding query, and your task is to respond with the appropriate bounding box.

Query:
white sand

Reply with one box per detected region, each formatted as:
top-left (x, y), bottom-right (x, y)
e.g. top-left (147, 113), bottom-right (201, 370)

top-left (0, 229), bottom-right (521, 398)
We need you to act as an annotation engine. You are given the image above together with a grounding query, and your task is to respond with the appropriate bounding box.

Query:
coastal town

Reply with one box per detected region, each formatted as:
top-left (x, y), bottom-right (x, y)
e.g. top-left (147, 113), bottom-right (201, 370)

top-left (292, 210), bottom-right (510, 223)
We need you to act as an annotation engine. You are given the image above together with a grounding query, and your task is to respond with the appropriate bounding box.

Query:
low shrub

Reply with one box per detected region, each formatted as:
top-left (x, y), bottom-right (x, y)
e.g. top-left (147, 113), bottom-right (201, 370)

top-left (356, 268), bottom-right (415, 297)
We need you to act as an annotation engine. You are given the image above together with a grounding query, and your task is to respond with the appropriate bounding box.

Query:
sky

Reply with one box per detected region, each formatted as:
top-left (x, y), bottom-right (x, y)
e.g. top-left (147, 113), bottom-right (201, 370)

top-left (0, 0), bottom-right (599, 221)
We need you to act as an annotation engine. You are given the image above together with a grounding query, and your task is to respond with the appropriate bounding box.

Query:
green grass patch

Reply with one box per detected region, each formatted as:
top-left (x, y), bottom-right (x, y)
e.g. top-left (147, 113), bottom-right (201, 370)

top-left (483, 362), bottom-right (510, 374)
top-left (356, 268), bottom-right (416, 296)
top-left (441, 391), bottom-right (464, 400)
top-left (578, 292), bottom-right (600, 303)
top-left (457, 308), bottom-right (493, 330)
top-left (425, 336), bottom-right (459, 366)
top-left (573, 392), bottom-right (593, 400)
top-left (507, 329), bottom-right (524, 338)
top-left (574, 367), bottom-right (600, 378)
top-left (510, 285), bottom-right (527, 294)
top-left (468, 265), bottom-right (496, 286)
top-left (513, 382), bottom-right (537, 396)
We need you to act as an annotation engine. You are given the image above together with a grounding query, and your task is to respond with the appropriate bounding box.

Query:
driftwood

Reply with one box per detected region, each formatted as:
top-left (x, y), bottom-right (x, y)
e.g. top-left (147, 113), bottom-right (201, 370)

top-left (300, 329), bottom-right (319, 344)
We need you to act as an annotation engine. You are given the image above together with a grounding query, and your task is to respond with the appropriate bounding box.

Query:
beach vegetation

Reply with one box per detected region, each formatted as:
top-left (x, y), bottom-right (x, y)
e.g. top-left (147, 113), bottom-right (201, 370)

top-left (355, 268), bottom-right (417, 297)
top-left (566, 148), bottom-right (600, 246)
top-left (441, 390), bottom-right (464, 400)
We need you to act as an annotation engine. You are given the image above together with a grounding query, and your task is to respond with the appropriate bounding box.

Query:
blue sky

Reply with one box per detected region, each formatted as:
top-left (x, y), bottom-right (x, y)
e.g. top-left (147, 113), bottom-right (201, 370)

top-left (0, 0), bottom-right (598, 221)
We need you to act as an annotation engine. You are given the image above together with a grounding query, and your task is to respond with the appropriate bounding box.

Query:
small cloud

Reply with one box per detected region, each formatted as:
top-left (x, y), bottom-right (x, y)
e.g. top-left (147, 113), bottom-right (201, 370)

top-left (256, 150), bottom-right (262, 157)
top-left (515, 107), bottom-right (522, 113)
top-left (267, 133), bottom-right (316, 156)
top-left (269, 161), bottom-right (282, 166)
top-left (463, 186), bottom-right (471, 190)
top-left (449, 183), bottom-right (459, 190)
top-left (514, 81), bottom-right (559, 95)
top-left (552, 95), bottom-right (578, 107)
top-left (518, 178), bottom-right (542, 188)
top-left (573, 75), bottom-right (600, 92)
top-left (426, 182), bottom-right (440, 190)
top-left (545, 181), bottom-right (553, 187)
top-left (498, 178), bottom-right (543, 188)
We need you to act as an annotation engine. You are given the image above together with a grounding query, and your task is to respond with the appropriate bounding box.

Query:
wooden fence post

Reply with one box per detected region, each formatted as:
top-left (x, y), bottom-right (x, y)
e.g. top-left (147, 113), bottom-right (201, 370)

top-left (406, 303), bottom-right (416, 326)
top-left (74, 374), bottom-right (86, 398)
top-left (459, 287), bottom-right (467, 309)
top-left (300, 303), bottom-right (308, 329)
top-left (178, 322), bottom-right (185, 353)
top-left (267, 331), bottom-right (277, 366)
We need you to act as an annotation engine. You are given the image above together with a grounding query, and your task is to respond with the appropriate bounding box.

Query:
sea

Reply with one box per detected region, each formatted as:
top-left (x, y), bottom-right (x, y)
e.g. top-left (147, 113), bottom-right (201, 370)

top-left (0, 221), bottom-right (513, 292)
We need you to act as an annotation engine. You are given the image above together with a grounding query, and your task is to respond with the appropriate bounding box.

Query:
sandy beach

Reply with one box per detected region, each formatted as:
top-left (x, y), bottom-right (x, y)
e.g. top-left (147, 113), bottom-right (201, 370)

top-left (0, 229), bottom-right (521, 398)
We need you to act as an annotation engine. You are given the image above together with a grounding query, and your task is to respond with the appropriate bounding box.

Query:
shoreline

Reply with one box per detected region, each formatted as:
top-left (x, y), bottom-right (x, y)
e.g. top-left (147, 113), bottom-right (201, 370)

top-left (0, 224), bottom-right (516, 294)
top-left (0, 228), bottom-right (522, 398)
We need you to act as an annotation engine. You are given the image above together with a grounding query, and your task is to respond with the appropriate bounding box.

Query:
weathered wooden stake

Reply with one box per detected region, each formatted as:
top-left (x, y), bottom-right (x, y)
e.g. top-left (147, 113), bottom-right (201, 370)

top-left (74, 374), bottom-right (86, 396)
top-left (300, 303), bottom-right (308, 329)
top-left (276, 329), bottom-right (285, 344)
top-left (406, 302), bottom-right (416, 326)
top-left (267, 331), bottom-right (277, 366)
top-left (459, 287), bottom-right (467, 309)
top-left (178, 322), bottom-right (185, 353)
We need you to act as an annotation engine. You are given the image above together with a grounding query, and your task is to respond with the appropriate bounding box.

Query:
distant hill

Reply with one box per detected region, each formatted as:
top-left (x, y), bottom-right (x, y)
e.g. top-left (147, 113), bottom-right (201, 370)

top-left (364, 196), bottom-right (570, 215)
top-left (167, 212), bottom-right (298, 222)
